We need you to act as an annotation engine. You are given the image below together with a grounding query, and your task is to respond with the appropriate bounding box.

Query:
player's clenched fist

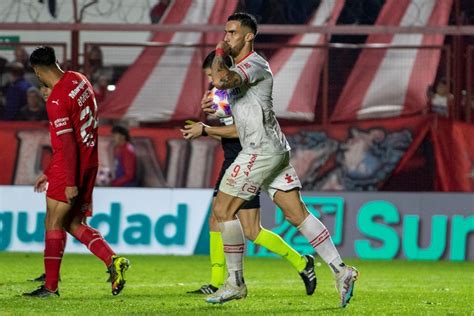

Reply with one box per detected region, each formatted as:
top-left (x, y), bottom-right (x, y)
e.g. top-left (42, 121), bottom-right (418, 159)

top-left (201, 91), bottom-right (216, 114)
top-left (216, 41), bottom-right (231, 55)
top-left (180, 121), bottom-right (209, 140)
top-left (34, 174), bottom-right (48, 193)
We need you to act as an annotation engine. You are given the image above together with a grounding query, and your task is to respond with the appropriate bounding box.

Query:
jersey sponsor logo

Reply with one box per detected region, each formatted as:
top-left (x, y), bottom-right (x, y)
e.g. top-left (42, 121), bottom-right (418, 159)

top-left (244, 154), bottom-right (257, 177)
top-left (77, 88), bottom-right (92, 107)
top-left (228, 87), bottom-right (242, 99)
top-left (285, 173), bottom-right (294, 184)
top-left (53, 117), bottom-right (70, 128)
top-left (51, 99), bottom-right (60, 105)
top-left (68, 80), bottom-right (86, 99)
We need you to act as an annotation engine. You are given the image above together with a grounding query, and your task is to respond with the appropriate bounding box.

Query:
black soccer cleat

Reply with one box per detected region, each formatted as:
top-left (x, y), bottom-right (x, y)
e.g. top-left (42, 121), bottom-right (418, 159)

top-left (28, 273), bottom-right (61, 282)
top-left (187, 284), bottom-right (219, 295)
top-left (23, 285), bottom-right (59, 298)
top-left (28, 273), bottom-right (46, 282)
top-left (299, 255), bottom-right (317, 295)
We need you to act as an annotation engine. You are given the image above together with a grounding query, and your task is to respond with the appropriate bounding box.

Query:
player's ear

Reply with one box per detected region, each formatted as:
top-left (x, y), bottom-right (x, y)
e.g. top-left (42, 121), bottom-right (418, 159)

top-left (245, 32), bottom-right (255, 42)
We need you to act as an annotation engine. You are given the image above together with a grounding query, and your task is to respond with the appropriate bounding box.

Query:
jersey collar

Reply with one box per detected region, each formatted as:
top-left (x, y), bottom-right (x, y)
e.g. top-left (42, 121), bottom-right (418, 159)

top-left (235, 51), bottom-right (254, 65)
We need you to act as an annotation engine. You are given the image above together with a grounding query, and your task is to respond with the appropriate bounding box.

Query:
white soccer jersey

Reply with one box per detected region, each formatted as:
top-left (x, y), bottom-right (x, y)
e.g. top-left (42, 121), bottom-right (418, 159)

top-left (229, 52), bottom-right (291, 154)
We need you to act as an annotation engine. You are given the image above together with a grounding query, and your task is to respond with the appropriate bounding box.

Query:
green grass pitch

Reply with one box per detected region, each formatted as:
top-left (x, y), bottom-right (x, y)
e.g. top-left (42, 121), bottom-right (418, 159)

top-left (0, 253), bottom-right (473, 315)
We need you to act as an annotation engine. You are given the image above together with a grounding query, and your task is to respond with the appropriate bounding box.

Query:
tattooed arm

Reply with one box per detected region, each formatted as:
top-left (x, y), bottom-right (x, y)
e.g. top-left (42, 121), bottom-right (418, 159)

top-left (211, 41), bottom-right (243, 90)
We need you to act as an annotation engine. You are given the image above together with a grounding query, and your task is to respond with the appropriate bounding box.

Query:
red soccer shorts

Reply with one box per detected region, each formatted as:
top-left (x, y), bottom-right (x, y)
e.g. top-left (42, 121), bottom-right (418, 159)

top-left (46, 166), bottom-right (98, 217)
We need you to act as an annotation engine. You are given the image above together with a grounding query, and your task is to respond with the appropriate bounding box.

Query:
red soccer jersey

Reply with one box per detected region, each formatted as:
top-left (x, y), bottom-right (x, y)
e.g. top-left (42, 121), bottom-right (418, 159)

top-left (46, 71), bottom-right (99, 174)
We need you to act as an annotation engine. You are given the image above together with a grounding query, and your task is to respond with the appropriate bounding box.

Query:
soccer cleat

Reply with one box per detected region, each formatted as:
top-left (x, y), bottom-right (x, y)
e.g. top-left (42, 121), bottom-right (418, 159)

top-left (107, 255), bottom-right (130, 296)
top-left (28, 273), bottom-right (61, 282)
top-left (205, 281), bottom-right (247, 304)
top-left (28, 273), bottom-right (46, 282)
top-left (299, 255), bottom-right (317, 295)
top-left (335, 265), bottom-right (359, 308)
top-left (23, 285), bottom-right (59, 298)
top-left (187, 284), bottom-right (219, 295)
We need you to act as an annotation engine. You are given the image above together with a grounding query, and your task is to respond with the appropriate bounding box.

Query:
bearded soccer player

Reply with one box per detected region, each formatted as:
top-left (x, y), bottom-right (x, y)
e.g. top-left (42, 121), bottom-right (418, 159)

top-left (23, 46), bottom-right (129, 298)
top-left (200, 13), bottom-right (358, 307)
top-left (182, 51), bottom-right (316, 296)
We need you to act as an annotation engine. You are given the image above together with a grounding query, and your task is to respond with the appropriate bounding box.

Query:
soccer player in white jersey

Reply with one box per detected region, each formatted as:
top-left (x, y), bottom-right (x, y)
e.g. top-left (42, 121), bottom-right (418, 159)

top-left (183, 51), bottom-right (316, 296)
top-left (200, 12), bottom-right (358, 307)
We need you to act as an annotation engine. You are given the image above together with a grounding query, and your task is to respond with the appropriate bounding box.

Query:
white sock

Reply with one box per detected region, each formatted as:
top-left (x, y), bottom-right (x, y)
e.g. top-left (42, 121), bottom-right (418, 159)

top-left (298, 214), bottom-right (345, 274)
top-left (219, 219), bottom-right (245, 286)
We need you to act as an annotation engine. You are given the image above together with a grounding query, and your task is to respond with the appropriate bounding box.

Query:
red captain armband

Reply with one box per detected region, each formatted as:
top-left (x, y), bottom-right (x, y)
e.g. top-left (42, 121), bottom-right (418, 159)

top-left (215, 48), bottom-right (225, 57)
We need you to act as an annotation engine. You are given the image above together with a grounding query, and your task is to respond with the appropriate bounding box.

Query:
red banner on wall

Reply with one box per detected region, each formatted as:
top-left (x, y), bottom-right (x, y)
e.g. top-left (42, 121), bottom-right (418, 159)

top-left (431, 119), bottom-right (474, 191)
top-left (0, 115), bottom-right (446, 191)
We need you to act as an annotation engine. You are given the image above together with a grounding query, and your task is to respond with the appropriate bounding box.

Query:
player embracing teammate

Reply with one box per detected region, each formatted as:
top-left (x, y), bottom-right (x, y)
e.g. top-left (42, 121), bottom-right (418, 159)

top-left (23, 46), bottom-right (129, 298)
top-left (190, 13), bottom-right (358, 307)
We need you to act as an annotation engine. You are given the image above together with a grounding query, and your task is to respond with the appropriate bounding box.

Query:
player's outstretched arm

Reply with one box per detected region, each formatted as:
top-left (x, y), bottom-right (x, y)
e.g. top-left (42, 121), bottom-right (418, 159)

top-left (181, 122), bottom-right (238, 140)
top-left (204, 124), bottom-right (238, 139)
top-left (180, 121), bottom-right (220, 141)
top-left (211, 41), bottom-right (242, 90)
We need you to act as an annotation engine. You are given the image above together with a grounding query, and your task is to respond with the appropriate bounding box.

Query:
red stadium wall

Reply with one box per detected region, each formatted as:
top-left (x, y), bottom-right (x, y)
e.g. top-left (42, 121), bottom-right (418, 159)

top-left (0, 116), bottom-right (473, 191)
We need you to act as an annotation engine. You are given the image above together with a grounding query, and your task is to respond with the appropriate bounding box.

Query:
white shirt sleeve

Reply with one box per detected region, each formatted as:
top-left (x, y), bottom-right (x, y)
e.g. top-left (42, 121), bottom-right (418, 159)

top-left (233, 57), bottom-right (266, 85)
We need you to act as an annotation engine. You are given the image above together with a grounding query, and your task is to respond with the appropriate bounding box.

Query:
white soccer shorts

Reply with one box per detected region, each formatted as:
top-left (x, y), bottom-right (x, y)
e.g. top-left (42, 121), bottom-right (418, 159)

top-left (218, 151), bottom-right (302, 201)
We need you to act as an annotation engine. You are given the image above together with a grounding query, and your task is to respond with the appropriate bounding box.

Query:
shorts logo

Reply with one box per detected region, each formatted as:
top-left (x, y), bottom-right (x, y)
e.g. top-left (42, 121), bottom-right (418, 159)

top-left (244, 154), bottom-right (257, 177)
top-left (285, 174), bottom-right (294, 184)
top-left (242, 183), bottom-right (258, 194)
top-left (226, 177), bottom-right (236, 187)
top-left (51, 99), bottom-right (60, 105)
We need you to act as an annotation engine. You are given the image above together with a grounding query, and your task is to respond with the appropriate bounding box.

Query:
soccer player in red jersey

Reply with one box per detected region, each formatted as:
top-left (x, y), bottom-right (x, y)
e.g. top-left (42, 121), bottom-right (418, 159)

top-left (23, 46), bottom-right (130, 298)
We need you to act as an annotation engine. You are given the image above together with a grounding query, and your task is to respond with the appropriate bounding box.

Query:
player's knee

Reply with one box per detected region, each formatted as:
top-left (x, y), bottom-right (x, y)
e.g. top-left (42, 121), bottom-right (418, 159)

top-left (212, 205), bottom-right (226, 222)
top-left (65, 222), bottom-right (78, 235)
top-left (242, 225), bottom-right (260, 241)
top-left (45, 214), bottom-right (64, 230)
top-left (64, 215), bottom-right (85, 235)
top-left (212, 200), bottom-right (229, 222)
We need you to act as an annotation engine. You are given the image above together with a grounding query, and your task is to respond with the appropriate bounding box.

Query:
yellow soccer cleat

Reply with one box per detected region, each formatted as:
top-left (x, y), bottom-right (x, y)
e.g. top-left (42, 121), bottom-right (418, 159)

top-left (107, 255), bottom-right (130, 296)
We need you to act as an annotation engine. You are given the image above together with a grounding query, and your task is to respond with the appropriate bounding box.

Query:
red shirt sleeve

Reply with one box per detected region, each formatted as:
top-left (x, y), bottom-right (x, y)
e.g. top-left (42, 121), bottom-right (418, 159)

top-left (48, 95), bottom-right (74, 136)
top-left (111, 145), bottom-right (136, 186)
top-left (48, 92), bottom-right (78, 185)
top-left (59, 132), bottom-right (78, 186)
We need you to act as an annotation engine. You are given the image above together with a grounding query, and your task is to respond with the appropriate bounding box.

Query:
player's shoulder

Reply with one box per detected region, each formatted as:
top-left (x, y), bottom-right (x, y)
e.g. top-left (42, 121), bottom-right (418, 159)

top-left (246, 52), bottom-right (267, 65)
top-left (66, 71), bottom-right (90, 86)
top-left (247, 52), bottom-right (271, 72)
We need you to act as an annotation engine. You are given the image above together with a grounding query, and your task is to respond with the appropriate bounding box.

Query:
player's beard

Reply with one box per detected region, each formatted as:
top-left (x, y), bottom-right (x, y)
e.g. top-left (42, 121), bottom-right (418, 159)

top-left (229, 42), bottom-right (244, 58)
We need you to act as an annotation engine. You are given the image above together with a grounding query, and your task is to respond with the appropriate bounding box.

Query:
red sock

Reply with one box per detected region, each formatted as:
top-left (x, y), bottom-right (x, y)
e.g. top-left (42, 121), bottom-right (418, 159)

top-left (44, 230), bottom-right (67, 291)
top-left (73, 224), bottom-right (115, 267)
